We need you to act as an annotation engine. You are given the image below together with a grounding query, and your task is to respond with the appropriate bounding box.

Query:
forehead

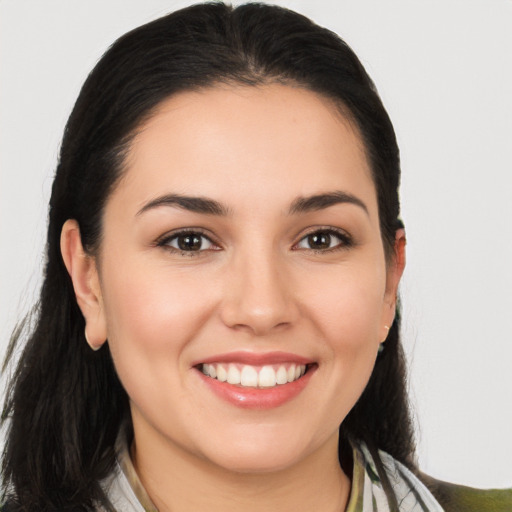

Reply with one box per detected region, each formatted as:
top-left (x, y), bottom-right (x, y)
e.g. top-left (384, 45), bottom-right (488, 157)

top-left (115, 84), bottom-right (376, 216)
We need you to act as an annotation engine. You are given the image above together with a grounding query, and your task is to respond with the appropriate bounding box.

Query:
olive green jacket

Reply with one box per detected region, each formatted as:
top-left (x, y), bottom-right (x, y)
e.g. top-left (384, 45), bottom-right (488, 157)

top-left (420, 472), bottom-right (512, 512)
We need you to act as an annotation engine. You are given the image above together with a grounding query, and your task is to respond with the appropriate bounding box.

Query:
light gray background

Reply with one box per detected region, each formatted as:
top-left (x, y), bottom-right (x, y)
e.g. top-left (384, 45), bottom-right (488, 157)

top-left (1, 0), bottom-right (511, 488)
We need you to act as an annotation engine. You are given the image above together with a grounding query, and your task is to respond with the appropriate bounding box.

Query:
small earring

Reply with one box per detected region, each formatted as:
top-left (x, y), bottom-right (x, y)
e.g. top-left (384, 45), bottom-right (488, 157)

top-left (84, 328), bottom-right (101, 352)
top-left (378, 325), bottom-right (390, 355)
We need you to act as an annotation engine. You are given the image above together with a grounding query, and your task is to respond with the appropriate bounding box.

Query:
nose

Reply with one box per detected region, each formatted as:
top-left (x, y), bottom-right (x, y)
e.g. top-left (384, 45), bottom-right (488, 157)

top-left (220, 250), bottom-right (298, 336)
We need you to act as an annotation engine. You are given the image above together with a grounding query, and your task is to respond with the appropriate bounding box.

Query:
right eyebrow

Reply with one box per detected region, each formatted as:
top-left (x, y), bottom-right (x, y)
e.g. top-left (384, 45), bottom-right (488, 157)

top-left (288, 191), bottom-right (369, 216)
top-left (136, 194), bottom-right (230, 217)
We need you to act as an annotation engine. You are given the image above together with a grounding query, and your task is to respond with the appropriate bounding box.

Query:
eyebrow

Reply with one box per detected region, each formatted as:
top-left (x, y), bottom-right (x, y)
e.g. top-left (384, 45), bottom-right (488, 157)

top-left (136, 190), bottom-right (368, 217)
top-left (288, 191), bottom-right (369, 216)
top-left (137, 194), bottom-right (230, 216)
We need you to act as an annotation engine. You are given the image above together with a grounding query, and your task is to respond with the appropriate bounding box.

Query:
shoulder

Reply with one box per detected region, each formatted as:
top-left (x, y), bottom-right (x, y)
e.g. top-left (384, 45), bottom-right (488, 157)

top-left (419, 472), bottom-right (512, 512)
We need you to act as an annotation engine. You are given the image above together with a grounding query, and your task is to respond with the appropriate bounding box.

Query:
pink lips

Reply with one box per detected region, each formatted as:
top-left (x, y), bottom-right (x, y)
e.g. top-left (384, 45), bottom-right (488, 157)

top-left (193, 351), bottom-right (316, 409)
top-left (196, 351), bottom-right (312, 366)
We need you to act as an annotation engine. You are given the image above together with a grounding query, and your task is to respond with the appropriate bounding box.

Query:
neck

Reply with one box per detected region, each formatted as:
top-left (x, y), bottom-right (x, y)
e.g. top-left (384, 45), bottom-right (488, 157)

top-left (131, 423), bottom-right (350, 512)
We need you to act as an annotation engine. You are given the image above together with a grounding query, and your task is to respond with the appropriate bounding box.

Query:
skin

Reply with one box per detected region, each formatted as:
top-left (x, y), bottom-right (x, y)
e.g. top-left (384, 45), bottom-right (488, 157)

top-left (61, 84), bottom-right (406, 512)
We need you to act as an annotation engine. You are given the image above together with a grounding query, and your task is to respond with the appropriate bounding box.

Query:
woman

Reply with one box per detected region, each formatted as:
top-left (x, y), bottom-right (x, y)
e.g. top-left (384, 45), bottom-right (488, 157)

top-left (1, 3), bottom-right (510, 511)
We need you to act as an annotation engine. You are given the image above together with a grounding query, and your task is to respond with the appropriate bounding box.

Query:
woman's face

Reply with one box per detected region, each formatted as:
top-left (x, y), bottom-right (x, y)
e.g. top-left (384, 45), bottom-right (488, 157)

top-left (77, 84), bottom-right (404, 473)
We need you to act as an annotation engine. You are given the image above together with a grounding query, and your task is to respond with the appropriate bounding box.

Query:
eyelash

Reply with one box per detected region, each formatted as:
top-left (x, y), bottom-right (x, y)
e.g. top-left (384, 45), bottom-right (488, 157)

top-left (293, 227), bottom-right (353, 253)
top-left (156, 229), bottom-right (220, 256)
top-left (156, 227), bottom-right (353, 256)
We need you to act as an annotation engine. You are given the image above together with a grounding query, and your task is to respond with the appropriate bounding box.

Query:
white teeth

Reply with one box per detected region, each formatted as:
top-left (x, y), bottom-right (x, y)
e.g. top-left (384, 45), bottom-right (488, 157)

top-left (227, 364), bottom-right (241, 385)
top-left (276, 366), bottom-right (288, 385)
top-left (258, 365), bottom-right (277, 387)
top-left (207, 364), bottom-right (216, 378)
top-left (201, 362), bottom-right (308, 388)
top-left (216, 364), bottom-right (227, 382)
top-left (240, 365), bottom-right (258, 386)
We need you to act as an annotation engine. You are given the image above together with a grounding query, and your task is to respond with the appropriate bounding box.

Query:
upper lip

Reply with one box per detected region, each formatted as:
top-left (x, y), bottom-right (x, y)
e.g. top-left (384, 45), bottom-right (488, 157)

top-left (192, 351), bottom-right (314, 367)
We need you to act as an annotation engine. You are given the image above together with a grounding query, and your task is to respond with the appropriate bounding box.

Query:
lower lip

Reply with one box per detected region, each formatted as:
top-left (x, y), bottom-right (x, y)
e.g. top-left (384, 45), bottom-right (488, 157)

top-left (197, 366), bottom-right (316, 409)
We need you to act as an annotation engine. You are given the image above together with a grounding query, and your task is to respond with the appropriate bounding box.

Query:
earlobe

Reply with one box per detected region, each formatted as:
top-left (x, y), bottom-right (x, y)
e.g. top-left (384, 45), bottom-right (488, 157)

top-left (60, 219), bottom-right (107, 350)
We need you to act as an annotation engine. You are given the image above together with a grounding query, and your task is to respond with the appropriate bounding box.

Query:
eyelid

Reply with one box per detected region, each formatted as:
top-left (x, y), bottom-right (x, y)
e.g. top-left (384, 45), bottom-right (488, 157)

top-left (292, 226), bottom-right (353, 251)
top-left (154, 225), bottom-right (352, 254)
top-left (155, 228), bottom-right (221, 252)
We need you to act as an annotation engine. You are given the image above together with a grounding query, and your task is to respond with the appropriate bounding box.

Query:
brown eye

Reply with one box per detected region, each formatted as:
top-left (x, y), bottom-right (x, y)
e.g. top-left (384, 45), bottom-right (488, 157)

top-left (307, 232), bottom-right (332, 250)
top-left (161, 231), bottom-right (216, 252)
top-left (177, 234), bottom-right (203, 251)
top-left (295, 229), bottom-right (351, 251)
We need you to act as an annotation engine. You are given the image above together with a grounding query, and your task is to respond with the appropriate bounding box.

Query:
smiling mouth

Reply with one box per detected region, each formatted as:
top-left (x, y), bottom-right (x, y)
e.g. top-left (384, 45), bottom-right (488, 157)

top-left (199, 362), bottom-right (311, 388)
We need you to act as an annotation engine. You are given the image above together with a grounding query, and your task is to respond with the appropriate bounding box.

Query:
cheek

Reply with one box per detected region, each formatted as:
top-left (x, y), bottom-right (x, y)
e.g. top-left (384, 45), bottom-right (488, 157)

top-left (99, 262), bottom-right (219, 421)
top-left (100, 260), bottom-right (217, 368)
top-left (322, 292), bottom-right (384, 413)
top-left (299, 264), bottom-right (386, 411)
top-left (302, 265), bottom-right (387, 350)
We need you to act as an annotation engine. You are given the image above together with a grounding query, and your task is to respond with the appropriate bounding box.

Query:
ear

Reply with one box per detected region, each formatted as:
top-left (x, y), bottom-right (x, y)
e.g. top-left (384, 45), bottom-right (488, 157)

top-left (60, 219), bottom-right (107, 350)
top-left (380, 228), bottom-right (406, 341)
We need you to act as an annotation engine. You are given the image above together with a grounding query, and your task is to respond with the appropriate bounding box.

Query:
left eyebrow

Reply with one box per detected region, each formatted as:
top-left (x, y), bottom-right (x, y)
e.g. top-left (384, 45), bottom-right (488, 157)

top-left (288, 191), bottom-right (369, 216)
top-left (136, 194), bottom-right (230, 216)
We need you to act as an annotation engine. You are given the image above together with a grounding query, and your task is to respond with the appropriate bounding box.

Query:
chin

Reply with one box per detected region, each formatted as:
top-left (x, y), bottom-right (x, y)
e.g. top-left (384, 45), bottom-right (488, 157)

top-left (197, 428), bottom-right (316, 474)
top-left (211, 450), bottom-right (303, 474)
